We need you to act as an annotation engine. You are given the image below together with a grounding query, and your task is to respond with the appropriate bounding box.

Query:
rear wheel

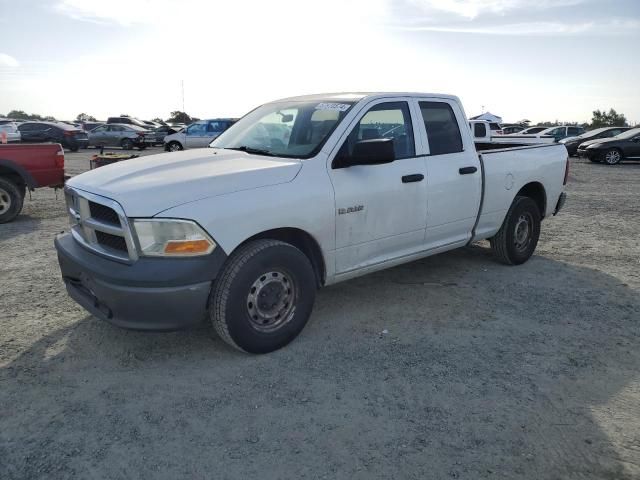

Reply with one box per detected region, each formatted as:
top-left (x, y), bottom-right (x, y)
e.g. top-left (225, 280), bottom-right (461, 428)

top-left (603, 148), bottom-right (622, 165)
top-left (490, 196), bottom-right (541, 265)
top-left (0, 177), bottom-right (25, 224)
top-left (210, 239), bottom-right (317, 353)
top-left (121, 138), bottom-right (134, 150)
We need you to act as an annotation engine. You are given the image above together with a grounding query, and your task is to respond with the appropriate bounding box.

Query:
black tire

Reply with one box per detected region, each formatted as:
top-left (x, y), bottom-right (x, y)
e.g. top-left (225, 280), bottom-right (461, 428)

top-left (0, 177), bottom-right (25, 224)
top-left (603, 148), bottom-right (623, 165)
top-left (210, 239), bottom-right (317, 354)
top-left (121, 138), bottom-right (134, 150)
top-left (167, 141), bottom-right (183, 152)
top-left (138, 146), bottom-right (147, 151)
top-left (490, 196), bottom-right (541, 265)
top-left (70, 146), bottom-right (79, 152)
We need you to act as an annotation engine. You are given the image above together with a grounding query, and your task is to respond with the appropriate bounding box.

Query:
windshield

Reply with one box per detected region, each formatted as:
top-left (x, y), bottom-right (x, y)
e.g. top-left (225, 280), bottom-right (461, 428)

top-left (614, 128), bottom-right (640, 140)
top-left (210, 100), bottom-right (355, 158)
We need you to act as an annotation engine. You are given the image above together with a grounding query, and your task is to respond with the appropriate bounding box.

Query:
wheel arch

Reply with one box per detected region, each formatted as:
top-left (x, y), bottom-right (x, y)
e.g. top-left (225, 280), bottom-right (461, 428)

top-left (238, 227), bottom-right (326, 287)
top-left (0, 159), bottom-right (37, 189)
top-left (515, 181), bottom-right (547, 218)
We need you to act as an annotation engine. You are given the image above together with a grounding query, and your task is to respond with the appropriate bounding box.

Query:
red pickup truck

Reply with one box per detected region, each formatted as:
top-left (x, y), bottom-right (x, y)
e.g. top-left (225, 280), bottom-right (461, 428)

top-left (0, 143), bottom-right (65, 223)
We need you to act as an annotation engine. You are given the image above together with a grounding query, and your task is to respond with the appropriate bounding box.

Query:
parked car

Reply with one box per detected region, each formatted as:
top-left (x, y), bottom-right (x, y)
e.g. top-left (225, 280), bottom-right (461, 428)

top-left (470, 120), bottom-right (555, 146)
top-left (141, 120), bottom-right (162, 129)
top-left (88, 124), bottom-right (153, 150)
top-left (107, 116), bottom-right (150, 129)
top-left (577, 128), bottom-right (640, 165)
top-left (560, 127), bottom-right (631, 156)
top-left (81, 121), bottom-right (105, 132)
top-left (150, 125), bottom-right (181, 145)
top-left (0, 143), bottom-right (65, 222)
top-left (0, 122), bottom-right (22, 143)
top-left (517, 127), bottom-right (548, 135)
top-left (538, 126), bottom-right (585, 142)
top-left (163, 118), bottom-right (236, 151)
top-left (501, 125), bottom-right (525, 135)
top-left (56, 92), bottom-right (568, 353)
top-left (17, 121), bottom-right (88, 151)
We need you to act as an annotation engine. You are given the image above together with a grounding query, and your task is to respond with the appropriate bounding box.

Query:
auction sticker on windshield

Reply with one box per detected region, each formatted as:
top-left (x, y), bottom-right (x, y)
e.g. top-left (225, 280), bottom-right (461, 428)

top-left (315, 103), bottom-right (351, 112)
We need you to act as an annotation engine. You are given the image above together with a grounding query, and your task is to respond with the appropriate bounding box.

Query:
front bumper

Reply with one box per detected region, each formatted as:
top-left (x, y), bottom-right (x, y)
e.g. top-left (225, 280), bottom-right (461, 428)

top-left (55, 232), bottom-right (227, 331)
top-left (578, 148), bottom-right (599, 159)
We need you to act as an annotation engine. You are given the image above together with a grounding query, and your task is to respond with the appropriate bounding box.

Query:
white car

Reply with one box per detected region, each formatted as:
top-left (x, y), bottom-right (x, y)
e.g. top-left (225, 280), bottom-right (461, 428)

top-left (56, 92), bottom-right (568, 353)
top-left (0, 122), bottom-right (22, 143)
top-left (163, 118), bottom-right (235, 151)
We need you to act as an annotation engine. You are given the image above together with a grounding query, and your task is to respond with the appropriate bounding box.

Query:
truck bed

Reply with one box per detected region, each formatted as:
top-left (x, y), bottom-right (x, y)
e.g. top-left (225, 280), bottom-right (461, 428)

top-left (473, 143), bottom-right (568, 241)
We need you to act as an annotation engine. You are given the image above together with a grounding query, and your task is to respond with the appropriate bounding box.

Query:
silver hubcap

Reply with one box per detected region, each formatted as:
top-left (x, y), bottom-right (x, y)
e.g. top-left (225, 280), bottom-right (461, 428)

top-left (169, 143), bottom-right (181, 151)
top-left (0, 187), bottom-right (11, 215)
top-left (514, 213), bottom-right (533, 252)
top-left (605, 150), bottom-right (621, 164)
top-left (247, 271), bottom-right (296, 332)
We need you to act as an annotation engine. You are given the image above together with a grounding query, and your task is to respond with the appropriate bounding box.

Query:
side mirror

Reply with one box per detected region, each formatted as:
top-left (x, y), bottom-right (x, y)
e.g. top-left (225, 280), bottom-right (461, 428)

top-left (281, 114), bottom-right (294, 123)
top-left (340, 138), bottom-right (395, 167)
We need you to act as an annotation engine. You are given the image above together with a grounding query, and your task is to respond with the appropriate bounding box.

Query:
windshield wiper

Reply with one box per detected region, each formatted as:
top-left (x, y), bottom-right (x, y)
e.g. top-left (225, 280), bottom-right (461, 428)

top-left (225, 146), bottom-right (276, 157)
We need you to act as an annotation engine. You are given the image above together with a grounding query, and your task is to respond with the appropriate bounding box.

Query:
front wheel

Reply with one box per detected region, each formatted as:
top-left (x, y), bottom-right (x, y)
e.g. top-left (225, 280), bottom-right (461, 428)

top-left (121, 138), bottom-right (134, 150)
top-left (167, 141), bottom-right (183, 152)
top-left (210, 239), bottom-right (317, 353)
top-left (0, 177), bottom-right (25, 224)
top-left (490, 196), bottom-right (541, 265)
top-left (603, 148), bottom-right (622, 165)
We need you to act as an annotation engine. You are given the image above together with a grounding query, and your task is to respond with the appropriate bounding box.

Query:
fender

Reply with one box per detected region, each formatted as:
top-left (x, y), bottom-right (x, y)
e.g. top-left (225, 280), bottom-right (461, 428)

top-left (0, 158), bottom-right (39, 188)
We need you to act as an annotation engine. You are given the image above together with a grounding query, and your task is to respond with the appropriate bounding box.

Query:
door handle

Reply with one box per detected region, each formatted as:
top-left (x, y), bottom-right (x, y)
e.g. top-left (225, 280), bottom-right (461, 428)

top-left (459, 166), bottom-right (477, 175)
top-left (402, 174), bottom-right (424, 183)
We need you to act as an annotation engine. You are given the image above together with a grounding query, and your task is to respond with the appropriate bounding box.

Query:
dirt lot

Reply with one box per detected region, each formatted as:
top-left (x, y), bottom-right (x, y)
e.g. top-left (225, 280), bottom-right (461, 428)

top-left (1, 148), bottom-right (639, 479)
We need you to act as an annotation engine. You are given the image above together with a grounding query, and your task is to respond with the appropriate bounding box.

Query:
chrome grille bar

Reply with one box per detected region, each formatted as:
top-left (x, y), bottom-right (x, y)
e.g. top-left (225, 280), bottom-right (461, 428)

top-left (64, 186), bottom-right (138, 263)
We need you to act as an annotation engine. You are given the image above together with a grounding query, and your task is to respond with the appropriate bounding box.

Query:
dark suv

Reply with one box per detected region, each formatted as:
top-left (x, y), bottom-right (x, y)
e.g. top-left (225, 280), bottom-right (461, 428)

top-left (17, 121), bottom-right (88, 151)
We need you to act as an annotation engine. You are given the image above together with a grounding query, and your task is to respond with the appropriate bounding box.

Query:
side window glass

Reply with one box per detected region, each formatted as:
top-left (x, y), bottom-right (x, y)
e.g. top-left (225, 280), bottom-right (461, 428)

top-left (339, 102), bottom-right (415, 161)
top-left (473, 123), bottom-right (486, 138)
top-left (419, 101), bottom-right (463, 155)
top-left (187, 124), bottom-right (206, 136)
top-left (207, 122), bottom-right (223, 133)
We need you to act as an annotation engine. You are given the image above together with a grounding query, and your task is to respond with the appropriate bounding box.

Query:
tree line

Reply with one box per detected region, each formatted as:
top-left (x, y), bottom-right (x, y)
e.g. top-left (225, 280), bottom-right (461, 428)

top-left (1, 110), bottom-right (200, 125)
top-left (2, 108), bottom-right (635, 128)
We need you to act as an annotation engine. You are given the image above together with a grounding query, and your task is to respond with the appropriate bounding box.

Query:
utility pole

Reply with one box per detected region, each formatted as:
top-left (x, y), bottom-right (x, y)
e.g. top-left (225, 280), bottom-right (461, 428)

top-left (181, 80), bottom-right (185, 112)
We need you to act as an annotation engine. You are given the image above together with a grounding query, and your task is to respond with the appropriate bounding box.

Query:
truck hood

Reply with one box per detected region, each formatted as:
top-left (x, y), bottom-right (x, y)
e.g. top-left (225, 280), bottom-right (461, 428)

top-left (68, 148), bottom-right (302, 216)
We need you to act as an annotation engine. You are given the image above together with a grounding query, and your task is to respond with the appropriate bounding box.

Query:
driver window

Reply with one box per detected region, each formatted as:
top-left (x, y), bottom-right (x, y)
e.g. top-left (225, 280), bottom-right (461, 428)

top-left (338, 102), bottom-right (415, 161)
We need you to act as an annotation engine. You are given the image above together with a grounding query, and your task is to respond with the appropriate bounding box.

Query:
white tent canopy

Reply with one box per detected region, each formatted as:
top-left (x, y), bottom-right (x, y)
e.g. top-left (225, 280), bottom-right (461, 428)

top-left (469, 112), bottom-right (503, 123)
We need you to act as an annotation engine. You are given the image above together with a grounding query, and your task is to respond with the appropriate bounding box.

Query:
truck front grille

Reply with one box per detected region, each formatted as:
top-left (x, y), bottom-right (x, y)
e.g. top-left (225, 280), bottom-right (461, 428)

top-left (95, 231), bottom-right (128, 252)
top-left (65, 187), bottom-right (138, 263)
top-left (89, 201), bottom-right (121, 226)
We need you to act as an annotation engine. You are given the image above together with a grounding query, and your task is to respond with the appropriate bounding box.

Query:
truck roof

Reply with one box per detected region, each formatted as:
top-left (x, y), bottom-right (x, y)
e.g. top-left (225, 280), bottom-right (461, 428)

top-left (271, 92), bottom-right (460, 104)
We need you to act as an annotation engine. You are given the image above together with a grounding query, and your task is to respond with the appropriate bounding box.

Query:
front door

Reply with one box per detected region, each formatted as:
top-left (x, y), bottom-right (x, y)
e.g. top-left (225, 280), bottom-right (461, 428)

top-left (185, 123), bottom-right (208, 148)
top-left (329, 100), bottom-right (428, 275)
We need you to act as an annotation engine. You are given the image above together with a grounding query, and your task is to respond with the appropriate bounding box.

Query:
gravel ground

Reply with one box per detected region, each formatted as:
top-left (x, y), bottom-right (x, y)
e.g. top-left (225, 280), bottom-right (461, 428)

top-left (1, 149), bottom-right (639, 479)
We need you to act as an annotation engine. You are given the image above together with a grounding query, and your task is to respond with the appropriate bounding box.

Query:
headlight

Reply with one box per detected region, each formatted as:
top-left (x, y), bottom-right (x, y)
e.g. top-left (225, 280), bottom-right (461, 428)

top-left (132, 219), bottom-right (216, 257)
top-left (586, 143), bottom-right (601, 149)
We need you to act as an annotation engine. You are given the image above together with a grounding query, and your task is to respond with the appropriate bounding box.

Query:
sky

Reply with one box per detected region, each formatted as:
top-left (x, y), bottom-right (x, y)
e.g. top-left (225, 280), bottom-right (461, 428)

top-left (1, 0), bottom-right (638, 124)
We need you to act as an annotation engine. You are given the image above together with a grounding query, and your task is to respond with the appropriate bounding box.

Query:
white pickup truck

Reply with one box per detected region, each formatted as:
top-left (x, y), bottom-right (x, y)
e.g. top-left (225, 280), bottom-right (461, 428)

top-left (56, 92), bottom-right (568, 353)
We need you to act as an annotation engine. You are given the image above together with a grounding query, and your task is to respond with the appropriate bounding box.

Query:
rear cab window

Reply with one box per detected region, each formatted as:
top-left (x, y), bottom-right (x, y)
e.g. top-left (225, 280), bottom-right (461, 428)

top-left (419, 101), bottom-right (463, 155)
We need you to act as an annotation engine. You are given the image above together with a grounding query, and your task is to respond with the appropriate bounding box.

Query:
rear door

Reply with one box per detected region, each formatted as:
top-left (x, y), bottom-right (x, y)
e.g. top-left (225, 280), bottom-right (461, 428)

top-left (416, 99), bottom-right (482, 249)
top-left (329, 99), bottom-right (428, 274)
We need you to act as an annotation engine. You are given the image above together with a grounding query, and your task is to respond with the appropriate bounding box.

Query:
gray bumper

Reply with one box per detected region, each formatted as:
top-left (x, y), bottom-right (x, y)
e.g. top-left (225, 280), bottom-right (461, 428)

top-left (55, 233), bottom-right (227, 331)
